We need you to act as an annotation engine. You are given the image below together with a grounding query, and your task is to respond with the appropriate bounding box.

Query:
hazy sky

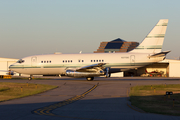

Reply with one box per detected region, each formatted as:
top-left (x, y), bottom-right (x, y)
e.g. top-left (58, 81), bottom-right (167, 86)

top-left (1, 0), bottom-right (180, 59)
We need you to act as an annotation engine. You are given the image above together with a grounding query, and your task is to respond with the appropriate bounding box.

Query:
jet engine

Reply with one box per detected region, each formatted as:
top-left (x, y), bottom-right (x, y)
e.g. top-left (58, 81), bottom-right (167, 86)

top-left (65, 70), bottom-right (105, 78)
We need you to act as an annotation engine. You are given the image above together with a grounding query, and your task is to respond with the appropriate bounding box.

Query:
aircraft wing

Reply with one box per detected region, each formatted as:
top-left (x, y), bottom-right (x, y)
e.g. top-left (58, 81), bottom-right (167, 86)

top-left (149, 50), bottom-right (171, 58)
top-left (76, 63), bottom-right (106, 72)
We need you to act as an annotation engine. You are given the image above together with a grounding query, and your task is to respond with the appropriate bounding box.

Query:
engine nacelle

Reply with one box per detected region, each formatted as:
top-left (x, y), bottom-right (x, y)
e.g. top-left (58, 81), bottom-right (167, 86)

top-left (66, 70), bottom-right (105, 77)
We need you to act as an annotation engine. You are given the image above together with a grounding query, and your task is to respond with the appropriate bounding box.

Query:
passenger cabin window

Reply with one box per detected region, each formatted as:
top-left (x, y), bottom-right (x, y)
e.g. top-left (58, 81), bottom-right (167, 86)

top-left (62, 60), bottom-right (72, 63)
top-left (78, 60), bottom-right (84, 62)
top-left (41, 61), bottom-right (52, 63)
top-left (91, 60), bottom-right (104, 63)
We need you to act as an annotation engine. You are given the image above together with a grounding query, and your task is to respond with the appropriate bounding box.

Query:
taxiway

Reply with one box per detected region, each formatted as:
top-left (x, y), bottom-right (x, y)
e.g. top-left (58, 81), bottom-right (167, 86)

top-left (0, 77), bottom-right (180, 120)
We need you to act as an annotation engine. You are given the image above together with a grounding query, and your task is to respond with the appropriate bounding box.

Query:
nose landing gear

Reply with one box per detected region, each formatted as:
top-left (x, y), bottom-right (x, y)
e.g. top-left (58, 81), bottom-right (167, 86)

top-left (28, 75), bottom-right (32, 81)
top-left (86, 77), bottom-right (94, 81)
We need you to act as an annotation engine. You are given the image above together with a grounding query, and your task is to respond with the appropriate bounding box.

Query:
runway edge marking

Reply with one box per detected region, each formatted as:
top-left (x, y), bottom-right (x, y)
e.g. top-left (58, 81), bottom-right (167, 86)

top-left (32, 84), bottom-right (101, 120)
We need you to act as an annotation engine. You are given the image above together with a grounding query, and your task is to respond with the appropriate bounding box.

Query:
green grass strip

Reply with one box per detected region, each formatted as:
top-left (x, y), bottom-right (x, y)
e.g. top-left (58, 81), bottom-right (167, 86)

top-left (0, 82), bottom-right (57, 102)
top-left (129, 84), bottom-right (180, 116)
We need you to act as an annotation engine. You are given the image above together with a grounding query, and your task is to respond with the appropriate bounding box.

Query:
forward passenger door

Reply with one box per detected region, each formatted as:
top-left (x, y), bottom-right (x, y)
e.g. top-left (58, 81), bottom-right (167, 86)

top-left (31, 57), bottom-right (37, 67)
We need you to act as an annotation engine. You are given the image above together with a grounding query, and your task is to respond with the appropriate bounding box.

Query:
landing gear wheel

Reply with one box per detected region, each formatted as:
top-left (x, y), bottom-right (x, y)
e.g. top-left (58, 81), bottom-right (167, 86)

top-left (86, 77), bottom-right (94, 81)
top-left (109, 73), bottom-right (111, 77)
top-left (28, 75), bottom-right (32, 81)
top-left (105, 73), bottom-right (111, 78)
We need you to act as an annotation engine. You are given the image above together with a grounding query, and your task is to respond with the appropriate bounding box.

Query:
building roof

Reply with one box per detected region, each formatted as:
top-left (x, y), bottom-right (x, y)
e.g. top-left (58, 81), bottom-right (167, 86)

top-left (110, 38), bottom-right (126, 42)
top-left (105, 42), bottom-right (123, 49)
top-left (0, 57), bottom-right (18, 61)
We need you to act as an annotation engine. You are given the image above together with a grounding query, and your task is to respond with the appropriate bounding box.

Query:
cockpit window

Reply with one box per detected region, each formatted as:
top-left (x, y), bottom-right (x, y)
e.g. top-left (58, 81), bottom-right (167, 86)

top-left (17, 59), bottom-right (25, 63)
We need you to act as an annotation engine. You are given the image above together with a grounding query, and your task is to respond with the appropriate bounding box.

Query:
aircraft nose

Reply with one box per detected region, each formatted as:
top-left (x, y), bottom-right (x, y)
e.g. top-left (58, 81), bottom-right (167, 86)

top-left (9, 65), bottom-right (13, 69)
top-left (9, 64), bottom-right (15, 70)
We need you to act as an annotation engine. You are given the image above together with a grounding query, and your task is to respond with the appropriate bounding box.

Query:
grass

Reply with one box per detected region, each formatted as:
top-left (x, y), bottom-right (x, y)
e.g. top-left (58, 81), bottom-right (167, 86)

top-left (129, 84), bottom-right (180, 116)
top-left (0, 82), bottom-right (58, 102)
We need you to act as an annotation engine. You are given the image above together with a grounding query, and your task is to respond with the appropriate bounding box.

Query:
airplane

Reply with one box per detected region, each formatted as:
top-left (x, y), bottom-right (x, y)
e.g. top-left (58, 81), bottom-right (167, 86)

top-left (9, 19), bottom-right (170, 81)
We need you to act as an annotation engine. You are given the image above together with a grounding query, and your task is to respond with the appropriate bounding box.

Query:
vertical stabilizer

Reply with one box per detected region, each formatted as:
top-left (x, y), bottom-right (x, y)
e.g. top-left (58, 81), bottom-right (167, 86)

top-left (130, 19), bottom-right (168, 54)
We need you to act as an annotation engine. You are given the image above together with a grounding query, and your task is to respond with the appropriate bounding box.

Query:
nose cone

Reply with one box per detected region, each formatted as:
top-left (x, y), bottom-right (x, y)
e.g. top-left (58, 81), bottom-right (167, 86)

top-left (9, 64), bottom-right (17, 71)
top-left (9, 64), bottom-right (14, 70)
top-left (9, 64), bottom-right (21, 74)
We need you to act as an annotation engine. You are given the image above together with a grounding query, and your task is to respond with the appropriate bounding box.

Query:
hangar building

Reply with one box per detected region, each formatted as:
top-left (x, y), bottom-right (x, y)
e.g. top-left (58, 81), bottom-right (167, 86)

top-left (123, 59), bottom-right (180, 77)
top-left (0, 57), bottom-right (18, 75)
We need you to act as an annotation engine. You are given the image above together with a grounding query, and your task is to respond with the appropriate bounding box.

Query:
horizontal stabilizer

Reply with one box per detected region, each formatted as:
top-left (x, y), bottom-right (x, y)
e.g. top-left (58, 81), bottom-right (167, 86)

top-left (149, 50), bottom-right (170, 58)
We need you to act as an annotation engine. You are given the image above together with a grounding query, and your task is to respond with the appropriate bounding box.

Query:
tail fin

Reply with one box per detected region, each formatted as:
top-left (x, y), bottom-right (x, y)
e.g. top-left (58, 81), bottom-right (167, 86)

top-left (130, 19), bottom-right (168, 54)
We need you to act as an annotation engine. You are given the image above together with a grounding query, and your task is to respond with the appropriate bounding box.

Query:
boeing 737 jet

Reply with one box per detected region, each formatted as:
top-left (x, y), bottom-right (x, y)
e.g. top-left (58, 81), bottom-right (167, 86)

top-left (9, 19), bottom-right (170, 81)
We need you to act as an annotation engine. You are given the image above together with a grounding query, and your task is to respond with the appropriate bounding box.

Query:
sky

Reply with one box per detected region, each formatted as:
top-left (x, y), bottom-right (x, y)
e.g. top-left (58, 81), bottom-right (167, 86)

top-left (0, 0), bottom-right (180, 59)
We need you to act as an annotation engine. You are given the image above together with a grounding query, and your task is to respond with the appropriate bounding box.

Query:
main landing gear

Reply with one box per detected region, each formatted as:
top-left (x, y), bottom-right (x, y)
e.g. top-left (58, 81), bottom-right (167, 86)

top-left (105, 68), bottom-right (111, 78)
top-left (86, 77), bottom-right (94, 81)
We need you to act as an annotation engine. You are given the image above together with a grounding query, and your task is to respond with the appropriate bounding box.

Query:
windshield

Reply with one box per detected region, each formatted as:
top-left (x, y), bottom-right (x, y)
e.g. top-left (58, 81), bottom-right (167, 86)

top-left (17, 59), bottom-right (25, 63)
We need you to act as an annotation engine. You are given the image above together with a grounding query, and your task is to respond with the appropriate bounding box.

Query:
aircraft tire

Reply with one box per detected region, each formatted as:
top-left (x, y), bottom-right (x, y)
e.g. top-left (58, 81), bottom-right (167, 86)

top-left (28, 77), bottom-right (32, 81)
top-left (86, 77), bottom-right (94, 81)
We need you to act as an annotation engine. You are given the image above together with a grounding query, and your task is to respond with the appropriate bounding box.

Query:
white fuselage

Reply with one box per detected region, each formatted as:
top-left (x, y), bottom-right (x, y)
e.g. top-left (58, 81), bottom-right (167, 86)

top-left (9, 52), bottom-right (164, 75)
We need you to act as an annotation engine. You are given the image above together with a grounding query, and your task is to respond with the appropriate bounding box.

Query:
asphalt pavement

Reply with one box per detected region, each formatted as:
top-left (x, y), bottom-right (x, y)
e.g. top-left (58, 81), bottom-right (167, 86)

top-left (0, 77), bottom-right (180, 120)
